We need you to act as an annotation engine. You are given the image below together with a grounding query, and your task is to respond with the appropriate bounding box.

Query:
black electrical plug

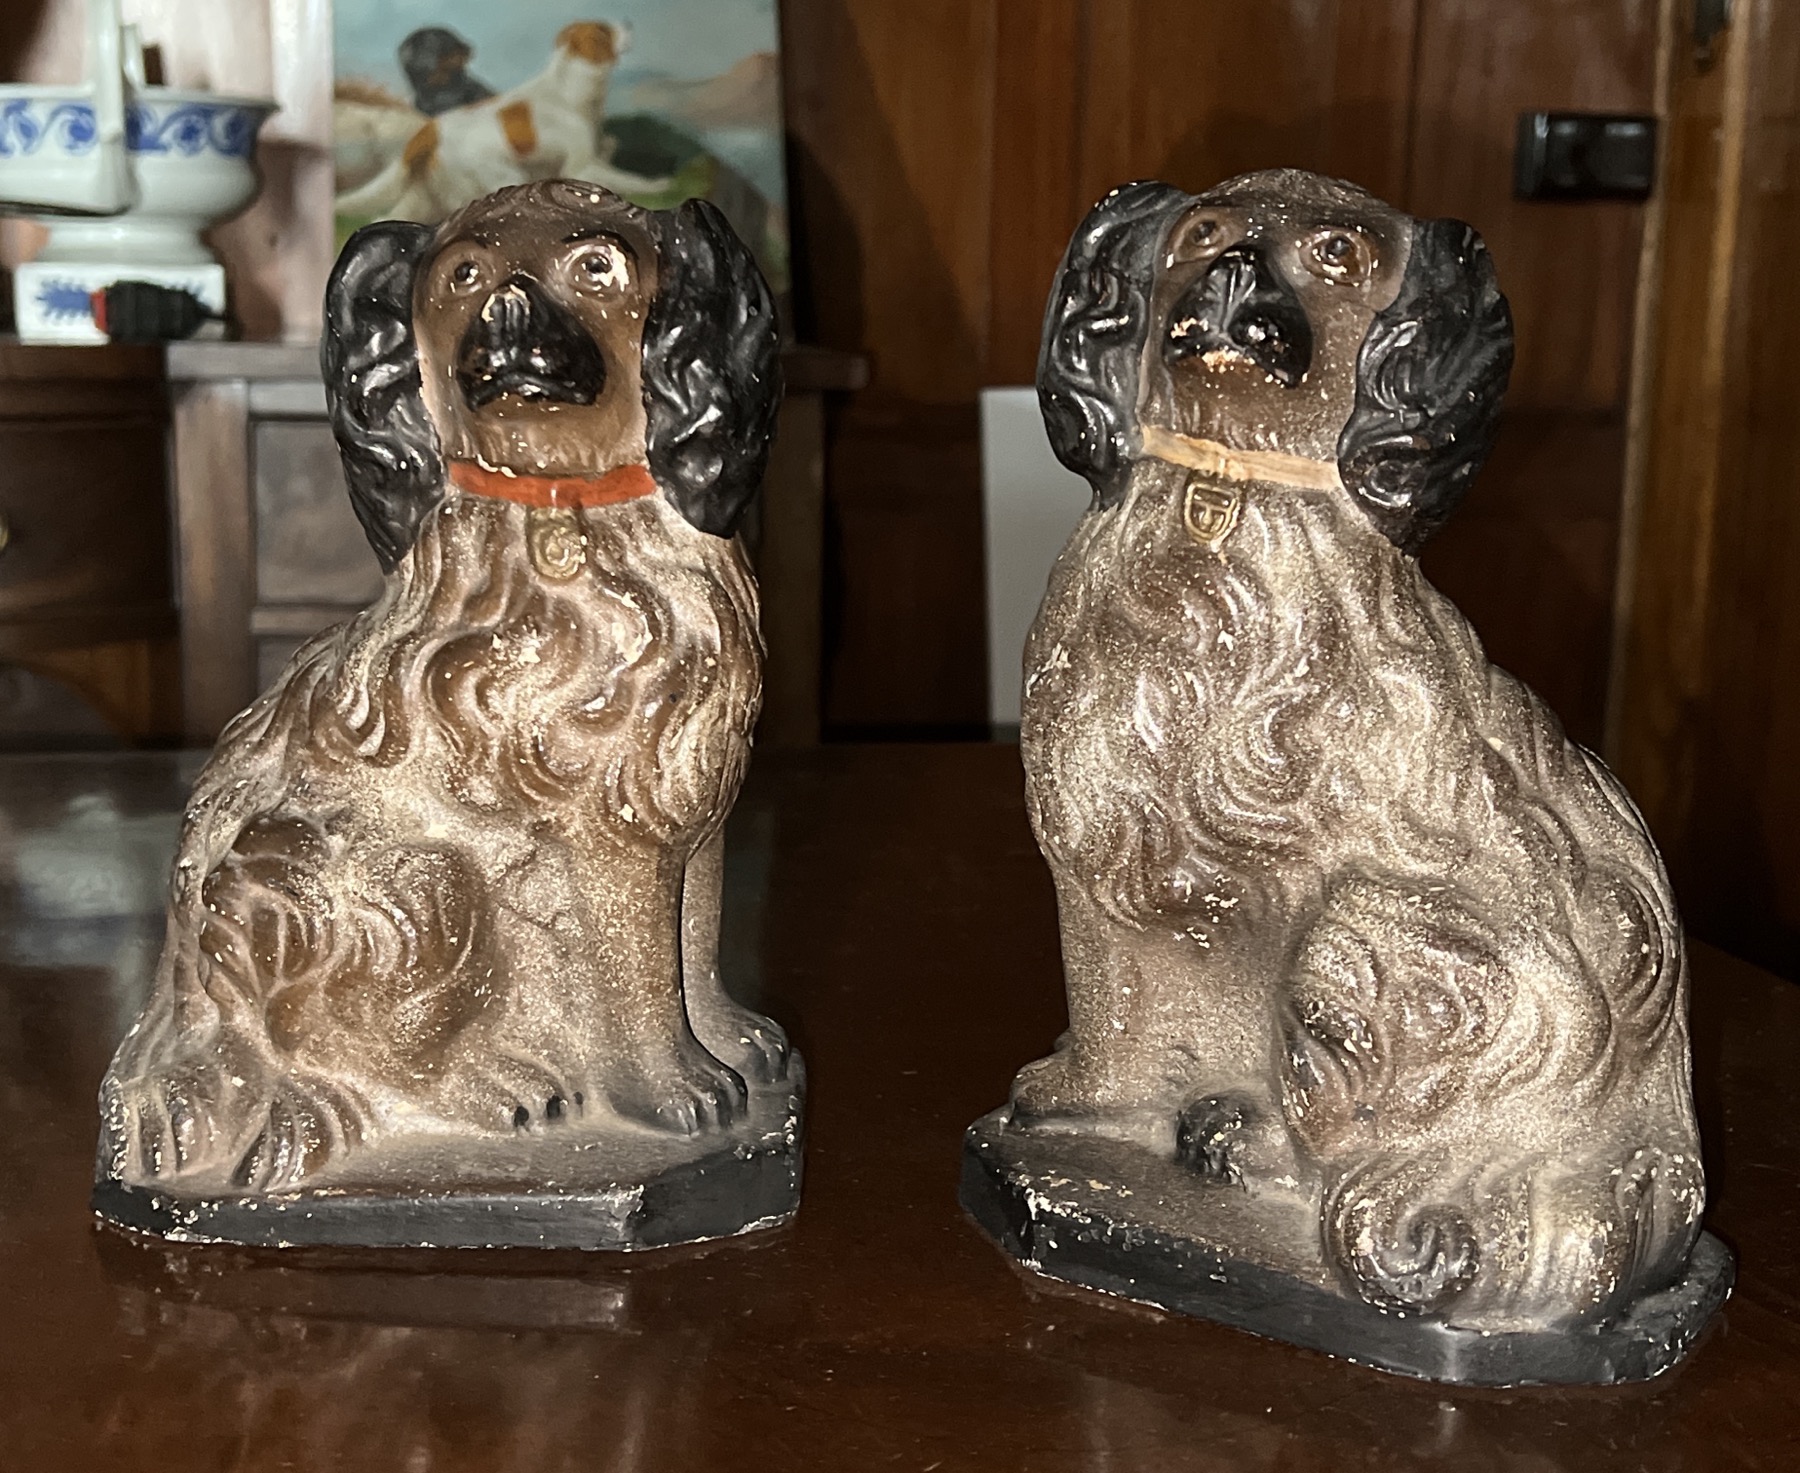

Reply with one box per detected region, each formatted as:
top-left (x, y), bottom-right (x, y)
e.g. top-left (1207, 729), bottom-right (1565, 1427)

top-left (90, 281), bottom-right (223, 343)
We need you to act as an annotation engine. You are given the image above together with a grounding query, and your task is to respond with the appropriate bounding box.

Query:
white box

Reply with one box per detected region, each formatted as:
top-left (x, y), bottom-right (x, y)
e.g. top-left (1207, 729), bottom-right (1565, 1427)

top-left (979, 386), bottom-right (1093, 731)
top-left (13, 260), bottom-right (225, 344)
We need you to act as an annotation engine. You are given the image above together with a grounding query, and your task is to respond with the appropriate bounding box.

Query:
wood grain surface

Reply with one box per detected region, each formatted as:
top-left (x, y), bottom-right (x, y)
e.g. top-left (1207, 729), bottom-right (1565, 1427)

top-left (0, 345), bottom-right (176, 741)
top-left (0, 745), bottom-right (1793, 1470)
top-left (170, 380), bottom-right (255, 744)
top-left (783, 0), bottom-right (1657, 737)
top-left (0, 0), bottom-right (1679, 765)
top-left (1609, 0), bottom-right (1800, 974)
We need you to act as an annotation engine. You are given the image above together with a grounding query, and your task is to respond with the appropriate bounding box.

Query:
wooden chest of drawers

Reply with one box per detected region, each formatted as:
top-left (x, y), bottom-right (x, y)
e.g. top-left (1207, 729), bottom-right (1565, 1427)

top-left (0, 344), bottom-right (173, 656)
top-left (0, 343), bottom-right (178, 741)
top-left (247, 415), bottom-right (383, 688)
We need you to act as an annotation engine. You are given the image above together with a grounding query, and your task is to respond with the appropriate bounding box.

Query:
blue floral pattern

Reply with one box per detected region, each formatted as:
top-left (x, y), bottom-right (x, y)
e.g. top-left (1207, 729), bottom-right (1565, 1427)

top-left (127, 102), bottom-right (258, 160)
top-left (34, 280), bottom-right (97, 323)
top-left (0, 100), bottom-right (99, 158)
top-left (0, 98), bottom-right (259, 159)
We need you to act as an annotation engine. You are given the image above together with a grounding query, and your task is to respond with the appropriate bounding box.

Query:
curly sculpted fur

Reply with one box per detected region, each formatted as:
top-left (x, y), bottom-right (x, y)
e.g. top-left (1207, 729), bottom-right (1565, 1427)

top-left (1015, 172), bottom-right (1703, 1332)
top-left (99, 183), bottom-right (785, 1194)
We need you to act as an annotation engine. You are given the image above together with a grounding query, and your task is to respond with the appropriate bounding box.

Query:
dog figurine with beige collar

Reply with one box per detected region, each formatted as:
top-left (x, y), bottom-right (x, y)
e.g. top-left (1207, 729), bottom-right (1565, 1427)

top-left (94, 181), bottom-right (797, 1249)
top-left (963, 170), bottom-right (1729, 1382)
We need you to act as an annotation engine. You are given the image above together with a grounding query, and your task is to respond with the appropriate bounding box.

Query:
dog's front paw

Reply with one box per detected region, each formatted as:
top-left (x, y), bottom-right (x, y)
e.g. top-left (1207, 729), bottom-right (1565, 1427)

top-left (113, 1054), bottom-right (364, 1192)
top-left (606, 1039), bottom-right (747, 1136)
top-left (114, 1057), bottom-right (247, 1183)
top-left (1008, 1048), bottom-right (1137, 1125)
top-left (231, 1078), bottom-right (365, 1192)
top-left (455, 1048), bottom-right (587, 1133)
top-left (1009, 1049), bottom-right (1183, 1149)
top-left (694, 1001), bottom-right (792, 1086)
top-left (1008, 1049), bottom-right (1087, 1125)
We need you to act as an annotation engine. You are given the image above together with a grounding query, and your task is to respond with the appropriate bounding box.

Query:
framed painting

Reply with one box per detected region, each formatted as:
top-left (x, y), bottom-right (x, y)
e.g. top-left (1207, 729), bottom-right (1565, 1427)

top-left (333, 1), bottom-right (789, 301)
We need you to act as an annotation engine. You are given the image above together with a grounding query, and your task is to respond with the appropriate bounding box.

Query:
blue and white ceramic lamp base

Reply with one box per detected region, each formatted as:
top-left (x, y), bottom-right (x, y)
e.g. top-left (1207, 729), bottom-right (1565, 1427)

top-left (13, 261), bottom-right (223, 344)
top-left (0, 91), bottom-right (271, 339)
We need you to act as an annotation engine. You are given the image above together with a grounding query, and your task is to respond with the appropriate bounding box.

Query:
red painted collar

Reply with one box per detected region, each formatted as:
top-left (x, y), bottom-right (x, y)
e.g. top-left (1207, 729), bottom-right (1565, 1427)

top-left (448, 459), bottom-right (657, 509)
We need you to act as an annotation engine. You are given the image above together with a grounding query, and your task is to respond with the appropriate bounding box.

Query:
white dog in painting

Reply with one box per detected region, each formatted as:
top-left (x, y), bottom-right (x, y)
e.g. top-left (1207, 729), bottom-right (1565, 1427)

top-left (336, 21), bottom-right (670, 223)
top-left (333, 80), bottom-right (426, 195)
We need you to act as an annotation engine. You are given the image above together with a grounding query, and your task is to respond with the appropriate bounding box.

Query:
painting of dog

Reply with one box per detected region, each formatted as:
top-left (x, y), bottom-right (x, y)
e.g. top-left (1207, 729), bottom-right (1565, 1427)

top-left (333, 4), bottom-right (789, 299)
top-left (337, 23), bottom-right (668, 225)
top-left (995, 169), bottom-right (1712, 1342)
top-left (96, 182), bottom-right (789, 1229)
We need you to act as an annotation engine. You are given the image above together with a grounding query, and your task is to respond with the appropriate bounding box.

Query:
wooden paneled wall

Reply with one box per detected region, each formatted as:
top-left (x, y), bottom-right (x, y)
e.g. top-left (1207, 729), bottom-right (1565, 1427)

top-left (784, 0), bottom-right (1656, 740)
top-left (0, 0), bottom-right (1659, 744)
top-left (1609, 0), bottom-right (1800, 975)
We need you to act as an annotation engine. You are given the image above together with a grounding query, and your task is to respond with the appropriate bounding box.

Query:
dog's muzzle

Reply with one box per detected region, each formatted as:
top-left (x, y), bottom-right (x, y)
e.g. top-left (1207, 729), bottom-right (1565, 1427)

top-left (1163, 241), bottom-right (1313, 388)
top-left (456, 275), bottom-right (607, 410)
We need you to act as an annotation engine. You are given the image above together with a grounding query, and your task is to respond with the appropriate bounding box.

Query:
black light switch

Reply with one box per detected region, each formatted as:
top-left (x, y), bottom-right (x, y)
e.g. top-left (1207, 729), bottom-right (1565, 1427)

top-left (1514, 112), bottom-right (1657, 201)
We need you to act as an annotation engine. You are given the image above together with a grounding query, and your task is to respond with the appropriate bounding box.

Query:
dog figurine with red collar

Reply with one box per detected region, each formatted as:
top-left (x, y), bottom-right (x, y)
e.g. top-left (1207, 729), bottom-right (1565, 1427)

top-left (95, 181), bottom-right (798, 1250)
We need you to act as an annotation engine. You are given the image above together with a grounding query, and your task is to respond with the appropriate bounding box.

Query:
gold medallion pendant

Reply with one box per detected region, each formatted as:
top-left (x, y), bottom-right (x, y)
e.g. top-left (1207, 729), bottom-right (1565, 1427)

top-left (1181, 475), bottom-right (1242, 551)
top-left (527, 506), bottom-right (587, 580)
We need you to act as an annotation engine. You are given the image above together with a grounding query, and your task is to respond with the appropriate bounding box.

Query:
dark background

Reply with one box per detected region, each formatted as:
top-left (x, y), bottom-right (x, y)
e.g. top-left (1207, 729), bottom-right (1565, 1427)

top-left (777, 0), bottom-right (1652, 749)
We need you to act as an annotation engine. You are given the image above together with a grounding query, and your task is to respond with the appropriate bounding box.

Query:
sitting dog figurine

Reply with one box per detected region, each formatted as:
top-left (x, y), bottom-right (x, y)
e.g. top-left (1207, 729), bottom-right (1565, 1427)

top-left (94, 180), bottom-right (799, 1249)
top-left (961, 170), bottom-right (1731, 1383)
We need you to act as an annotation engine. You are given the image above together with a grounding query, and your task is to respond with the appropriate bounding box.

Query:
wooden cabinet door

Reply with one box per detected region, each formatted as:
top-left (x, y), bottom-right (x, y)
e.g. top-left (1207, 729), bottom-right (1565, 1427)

top-left (1609, 0), bottom-right (1800, 974)
top-left (787, 0), bottom-right (1658, 742)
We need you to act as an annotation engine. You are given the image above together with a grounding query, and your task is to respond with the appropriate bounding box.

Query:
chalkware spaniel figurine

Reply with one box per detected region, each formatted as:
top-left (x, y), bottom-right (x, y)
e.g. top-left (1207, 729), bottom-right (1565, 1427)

top-left (94, 180), bottom-right (799, 1249)
top-left (960, 170), bottom-right (1731, 1384)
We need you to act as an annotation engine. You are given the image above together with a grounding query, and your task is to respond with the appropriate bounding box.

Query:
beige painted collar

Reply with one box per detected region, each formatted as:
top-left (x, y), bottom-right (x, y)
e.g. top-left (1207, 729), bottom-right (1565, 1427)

top-left (1138, 424), bottom-right (1344, 552)
top-left (1139, 423), bottom-right (1345, 493)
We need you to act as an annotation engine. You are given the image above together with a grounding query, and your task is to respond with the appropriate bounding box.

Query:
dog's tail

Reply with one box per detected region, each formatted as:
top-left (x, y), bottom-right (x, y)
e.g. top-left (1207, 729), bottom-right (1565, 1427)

top-left (100, 635), bottom-right (496, 1190)
top-left (1320, 1141), bottom-right (1704, 1330)
top-left (334, 156), bottom-right (410, 218)
top-left (104, 812), bottom-right (497, 1191)
top-left (334, 118), bottom-right (441, 219)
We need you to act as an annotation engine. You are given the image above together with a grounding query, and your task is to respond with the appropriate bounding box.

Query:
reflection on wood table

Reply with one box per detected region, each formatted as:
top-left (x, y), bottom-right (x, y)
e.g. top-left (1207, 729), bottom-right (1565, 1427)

top-left (0, 745), bottom-right (1794, 1471)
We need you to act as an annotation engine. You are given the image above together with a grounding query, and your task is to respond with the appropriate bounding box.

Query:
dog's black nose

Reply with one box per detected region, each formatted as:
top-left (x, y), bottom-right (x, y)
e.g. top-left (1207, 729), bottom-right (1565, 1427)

top-left (1164, 241), bottom-right (1313, 388)
top-left (456, 274), bottom-right (606, 410)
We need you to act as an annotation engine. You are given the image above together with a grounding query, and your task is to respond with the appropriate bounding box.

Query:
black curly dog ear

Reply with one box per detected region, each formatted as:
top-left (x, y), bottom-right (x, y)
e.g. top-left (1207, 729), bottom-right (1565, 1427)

top-left (1337, 218), bottom-right (1514, 553)
top-left (1036, 180), bottom-right (1190, 507)
top-left (321, 220), bottom-right (446, 573)
top-left (641, 198), bottom-right (783, 538)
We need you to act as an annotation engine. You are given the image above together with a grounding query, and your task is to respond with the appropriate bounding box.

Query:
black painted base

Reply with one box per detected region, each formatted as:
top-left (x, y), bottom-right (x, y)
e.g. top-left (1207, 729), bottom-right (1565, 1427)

top-left (92, 1062), bottom-right (804, 1251)
top-left (960, 1107), bottom-right (1733, 1387)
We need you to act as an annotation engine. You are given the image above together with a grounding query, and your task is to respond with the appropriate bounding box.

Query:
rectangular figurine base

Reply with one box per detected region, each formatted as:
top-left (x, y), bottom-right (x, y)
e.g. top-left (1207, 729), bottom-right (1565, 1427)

top-left (960, 1107), bottom-right (1733, 1387)
top-left (92, 1064), bottom-right (803, 1252)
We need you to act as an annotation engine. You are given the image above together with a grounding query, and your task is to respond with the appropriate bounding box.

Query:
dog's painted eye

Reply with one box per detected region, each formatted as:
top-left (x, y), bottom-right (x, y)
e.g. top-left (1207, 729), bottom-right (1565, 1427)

top-left (572, 244), bottom-right (629, 293)
top-left (1304, 228), bottom-right (1376, 286)
top-left (1171, 216), bottom-right (1226, 265)
top-left (448, 258), bottom-right (484, 292)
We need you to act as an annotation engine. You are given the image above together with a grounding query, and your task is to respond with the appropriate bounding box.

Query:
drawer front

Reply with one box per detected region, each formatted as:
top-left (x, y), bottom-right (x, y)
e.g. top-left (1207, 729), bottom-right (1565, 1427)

top-left (254, 421), bottom-right (384, 606)
top-left (0, 418), bottom-right (171, 622)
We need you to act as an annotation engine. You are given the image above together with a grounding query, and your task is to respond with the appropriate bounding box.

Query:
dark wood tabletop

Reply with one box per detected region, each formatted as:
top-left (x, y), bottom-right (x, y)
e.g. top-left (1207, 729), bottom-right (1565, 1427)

top-left (0, 745), bottom-right (1795, 1471)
